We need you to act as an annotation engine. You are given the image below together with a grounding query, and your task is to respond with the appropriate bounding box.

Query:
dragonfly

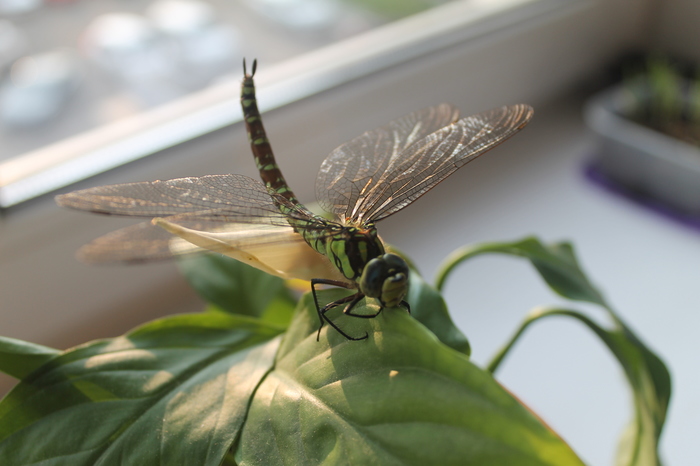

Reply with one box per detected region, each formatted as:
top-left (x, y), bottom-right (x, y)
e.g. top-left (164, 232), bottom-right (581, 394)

top-left (56, 59), bottom-right (534, 341)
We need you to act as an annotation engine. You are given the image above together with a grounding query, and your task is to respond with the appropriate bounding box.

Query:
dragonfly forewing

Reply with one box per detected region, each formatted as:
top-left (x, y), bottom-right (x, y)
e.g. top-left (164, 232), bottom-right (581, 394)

top-left (316, 104), bottom-right (534, 224)
top-left (316, 103), bottom-right (460, 220)
top-left (56, 170), bottom-right (348, 281)
top-left (55, 174), bottom-right (296, 227)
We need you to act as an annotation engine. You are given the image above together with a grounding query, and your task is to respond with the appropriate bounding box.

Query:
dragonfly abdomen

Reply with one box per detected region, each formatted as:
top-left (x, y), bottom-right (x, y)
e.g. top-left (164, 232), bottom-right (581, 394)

top-left (241, 60), bottom-right (301, 207)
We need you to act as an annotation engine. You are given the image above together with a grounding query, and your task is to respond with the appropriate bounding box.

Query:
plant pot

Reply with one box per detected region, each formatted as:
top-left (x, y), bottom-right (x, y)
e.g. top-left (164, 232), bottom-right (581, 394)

top-left (584, 84), bottom-right (700, 216)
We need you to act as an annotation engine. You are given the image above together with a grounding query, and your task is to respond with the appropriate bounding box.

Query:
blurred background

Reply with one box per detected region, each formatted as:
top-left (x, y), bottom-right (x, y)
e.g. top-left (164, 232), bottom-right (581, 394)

top-left (1, 0), bottom-right (699, 464)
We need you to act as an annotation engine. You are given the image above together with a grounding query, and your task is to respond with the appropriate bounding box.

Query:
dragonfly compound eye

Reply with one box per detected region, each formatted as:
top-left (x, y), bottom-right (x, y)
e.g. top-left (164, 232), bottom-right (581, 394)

top-left (359, 253), bottom-right (409, 307)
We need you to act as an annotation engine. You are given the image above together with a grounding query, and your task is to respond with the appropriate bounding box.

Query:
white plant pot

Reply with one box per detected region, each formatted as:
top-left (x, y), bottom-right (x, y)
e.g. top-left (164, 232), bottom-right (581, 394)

top-left (585, 85), bottom-right (700, 215)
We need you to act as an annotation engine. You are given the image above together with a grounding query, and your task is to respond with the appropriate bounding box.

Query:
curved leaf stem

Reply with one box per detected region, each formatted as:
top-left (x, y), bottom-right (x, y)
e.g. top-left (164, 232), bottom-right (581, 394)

top-left (487, 307), bottom-right (592, 374)
top-left (434, 242), bottom-right (521, 292)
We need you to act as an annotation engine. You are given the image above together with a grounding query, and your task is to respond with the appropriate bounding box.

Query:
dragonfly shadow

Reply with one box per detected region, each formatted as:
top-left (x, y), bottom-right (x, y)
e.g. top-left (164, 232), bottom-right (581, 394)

top-left (320, 308), bottom-right (427, 438)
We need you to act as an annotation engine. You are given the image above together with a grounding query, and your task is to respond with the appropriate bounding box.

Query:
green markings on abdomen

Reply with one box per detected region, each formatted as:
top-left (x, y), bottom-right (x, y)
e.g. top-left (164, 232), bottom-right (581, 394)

top-left (240, 65), bottom-right (300, 205)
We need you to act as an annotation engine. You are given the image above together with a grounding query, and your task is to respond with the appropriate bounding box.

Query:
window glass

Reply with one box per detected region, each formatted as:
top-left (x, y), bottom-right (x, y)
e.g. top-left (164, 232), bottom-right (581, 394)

top-left (0, 0), bottom-right (455, 163)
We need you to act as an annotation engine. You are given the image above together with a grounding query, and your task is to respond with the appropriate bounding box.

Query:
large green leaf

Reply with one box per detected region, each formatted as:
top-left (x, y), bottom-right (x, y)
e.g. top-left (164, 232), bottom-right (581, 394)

top-left (0, 337), bottom-right (59, 380)
top-left (0, 313), bottom-right (282, 466)
top-left (234, 291), bottom-right (584, 465)
top-left (406, 267), bottom-right (470, 356)
top-left (177, 254), bottom-right (295, 321)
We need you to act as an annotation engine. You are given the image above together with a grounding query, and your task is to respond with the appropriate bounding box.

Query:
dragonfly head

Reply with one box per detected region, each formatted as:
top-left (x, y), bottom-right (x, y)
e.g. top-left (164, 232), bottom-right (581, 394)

top-left (359, 253), bottom-right (409, 308)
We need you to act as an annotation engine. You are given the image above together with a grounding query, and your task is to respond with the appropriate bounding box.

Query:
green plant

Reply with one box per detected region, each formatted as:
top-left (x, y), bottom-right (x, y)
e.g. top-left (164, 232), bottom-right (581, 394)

top-left (0, 237), bottom-right (670, 465)
top-left (622, 56), bottom-right (700, 146)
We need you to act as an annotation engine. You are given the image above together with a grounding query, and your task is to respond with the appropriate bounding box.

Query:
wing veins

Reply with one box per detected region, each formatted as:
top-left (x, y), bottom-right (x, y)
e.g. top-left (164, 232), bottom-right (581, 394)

top-left (322, 104), bottom-right (533, 223)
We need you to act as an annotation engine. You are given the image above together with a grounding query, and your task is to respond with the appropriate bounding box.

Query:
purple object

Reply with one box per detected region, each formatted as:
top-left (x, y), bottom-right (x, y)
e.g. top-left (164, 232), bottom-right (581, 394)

top-left (585, 161), bottom-right (700, 230)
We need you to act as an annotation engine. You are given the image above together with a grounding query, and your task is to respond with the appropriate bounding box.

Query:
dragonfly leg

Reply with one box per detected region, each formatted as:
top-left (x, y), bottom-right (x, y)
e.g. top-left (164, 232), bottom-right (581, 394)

top-left (345, 298), bottom-right (411, 319)
top-left (317, 294), bottom-right (355, 339)
top-left (311, 278), bottom-right (352, 322)
top-left (318, 295), bottom-right (368, 341)
top-left (311, 279), bottom-right (367, 341)
top-left (344, 297), bottom-right (382, 319)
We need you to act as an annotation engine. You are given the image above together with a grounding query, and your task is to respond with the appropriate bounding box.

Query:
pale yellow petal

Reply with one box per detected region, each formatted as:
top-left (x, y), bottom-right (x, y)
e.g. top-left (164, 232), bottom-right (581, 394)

top-left (152, 218), bottom-right (350, 284)
top-left (153, 218), bottom-right (286, 278)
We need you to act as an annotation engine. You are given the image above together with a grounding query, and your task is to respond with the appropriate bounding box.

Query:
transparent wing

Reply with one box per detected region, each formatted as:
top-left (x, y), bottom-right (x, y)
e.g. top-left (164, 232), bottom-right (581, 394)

top-left (317, 104), bottom-right (534, 223)
top-left (316, 103), bottom-right (459, 218)
top-left (56, 174), bottom-right (337, 271)
top-left (56, 174), bottom-right (310, 227)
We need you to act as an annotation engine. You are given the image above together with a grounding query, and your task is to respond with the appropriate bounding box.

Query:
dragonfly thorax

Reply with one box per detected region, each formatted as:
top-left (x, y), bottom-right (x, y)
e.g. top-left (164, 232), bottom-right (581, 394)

top-left (322, 225), bottom-right (385, 281)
